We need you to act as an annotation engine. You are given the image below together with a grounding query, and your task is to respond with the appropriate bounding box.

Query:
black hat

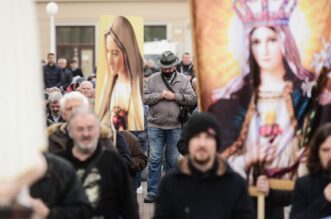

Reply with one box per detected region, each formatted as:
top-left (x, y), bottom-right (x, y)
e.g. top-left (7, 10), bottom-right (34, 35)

top-left (157, 51), bottom-right (179, 68)
top-left (183, 112), bottom-right (221, 151)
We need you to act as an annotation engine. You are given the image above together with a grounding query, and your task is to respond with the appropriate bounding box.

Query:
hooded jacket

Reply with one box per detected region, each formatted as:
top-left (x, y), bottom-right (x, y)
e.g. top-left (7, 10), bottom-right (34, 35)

top-left (154, 155), bottom-right (255, 219)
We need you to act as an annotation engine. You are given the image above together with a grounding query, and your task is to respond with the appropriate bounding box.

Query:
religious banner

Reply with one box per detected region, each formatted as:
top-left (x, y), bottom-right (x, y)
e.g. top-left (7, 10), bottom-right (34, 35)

top-left (95, 16), bottom-right (144, 131)
top-left (191, 0), bottom-right (331, 185)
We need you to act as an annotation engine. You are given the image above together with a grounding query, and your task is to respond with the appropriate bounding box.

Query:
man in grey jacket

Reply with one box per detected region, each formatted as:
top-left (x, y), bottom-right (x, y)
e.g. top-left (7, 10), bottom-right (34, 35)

top-left (143, 51), bottom-right (197, 203)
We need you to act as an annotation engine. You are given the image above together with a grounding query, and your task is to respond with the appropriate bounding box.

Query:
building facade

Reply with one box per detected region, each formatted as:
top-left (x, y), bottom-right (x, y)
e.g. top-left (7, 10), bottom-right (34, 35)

top-left (35, 0), bottom-right (192, 75)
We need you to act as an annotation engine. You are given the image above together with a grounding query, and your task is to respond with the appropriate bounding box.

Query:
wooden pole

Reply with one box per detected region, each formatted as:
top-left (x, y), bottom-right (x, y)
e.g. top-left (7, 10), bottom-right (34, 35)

top-left (257, 193), bottom-right (265, 219)
top-left (248, 179), bottom-right (294, 219)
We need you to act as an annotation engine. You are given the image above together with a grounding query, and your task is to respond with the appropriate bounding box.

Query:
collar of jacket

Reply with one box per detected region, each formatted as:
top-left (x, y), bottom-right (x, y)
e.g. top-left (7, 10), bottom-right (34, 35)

top-left (47, 122), bottom-right (68, 136)
top-left (48, 122), bottom-right (113, 139)
top-left (177, 154), bottom-right (227, 177)
top-left (180, 62), bottom-right (193, 70)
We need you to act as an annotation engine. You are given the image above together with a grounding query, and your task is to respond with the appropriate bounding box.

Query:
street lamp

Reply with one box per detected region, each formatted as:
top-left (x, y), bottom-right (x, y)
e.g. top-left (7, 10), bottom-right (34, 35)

top-left (46, 1), bottom-right (58, 53)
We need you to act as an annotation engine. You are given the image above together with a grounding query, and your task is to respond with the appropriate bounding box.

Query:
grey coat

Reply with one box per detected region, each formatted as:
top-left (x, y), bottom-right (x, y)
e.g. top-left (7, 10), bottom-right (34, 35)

top-left (143, 72), bottom-right (196, 129)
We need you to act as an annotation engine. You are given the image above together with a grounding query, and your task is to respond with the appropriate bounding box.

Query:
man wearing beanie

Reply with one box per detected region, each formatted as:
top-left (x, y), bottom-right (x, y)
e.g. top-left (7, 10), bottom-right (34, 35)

top-left (154, 113), bottom-right (254, 219)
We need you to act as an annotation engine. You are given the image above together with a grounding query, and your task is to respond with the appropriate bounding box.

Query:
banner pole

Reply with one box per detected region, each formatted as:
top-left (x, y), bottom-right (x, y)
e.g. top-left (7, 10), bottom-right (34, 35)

top-left (257, 193), bottom-right (265, 219)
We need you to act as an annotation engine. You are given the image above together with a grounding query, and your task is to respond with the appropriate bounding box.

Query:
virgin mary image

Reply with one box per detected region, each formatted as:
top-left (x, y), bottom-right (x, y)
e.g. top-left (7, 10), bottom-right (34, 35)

top-left (96, 16), bottom-right (144, 131)
top-left (205, 0), bottom-right (314, 182)
top-left (193, 0), bottom-right (328, 185)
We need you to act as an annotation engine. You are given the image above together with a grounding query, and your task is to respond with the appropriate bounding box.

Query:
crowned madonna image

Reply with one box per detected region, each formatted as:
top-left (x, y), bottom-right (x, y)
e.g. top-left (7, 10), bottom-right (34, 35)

top-left (191, 0), bottom-right (331, 185)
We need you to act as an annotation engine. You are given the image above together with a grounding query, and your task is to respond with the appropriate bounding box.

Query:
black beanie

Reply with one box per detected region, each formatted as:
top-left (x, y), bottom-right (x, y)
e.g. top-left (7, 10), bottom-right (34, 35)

top-left (183, 112), bottom-right (221, 151)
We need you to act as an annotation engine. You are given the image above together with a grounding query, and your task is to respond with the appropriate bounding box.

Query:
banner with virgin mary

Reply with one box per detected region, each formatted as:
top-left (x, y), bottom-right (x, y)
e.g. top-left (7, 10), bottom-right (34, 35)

top-left (191, 0), bottom-right (331, 183)
top-left (95, 16), bottom-right (144, 131)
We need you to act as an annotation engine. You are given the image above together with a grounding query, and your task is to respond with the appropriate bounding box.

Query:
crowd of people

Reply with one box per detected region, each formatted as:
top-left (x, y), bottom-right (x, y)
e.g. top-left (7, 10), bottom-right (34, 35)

top-left (39, 49), bottom-right (331, 219)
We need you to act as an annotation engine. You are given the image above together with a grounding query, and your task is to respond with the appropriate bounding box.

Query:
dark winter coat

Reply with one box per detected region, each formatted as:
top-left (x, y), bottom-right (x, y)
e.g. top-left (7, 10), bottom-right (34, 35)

top-left (60, 67), bottom-right (73, 91)
top-left (71, 67), bottom-right (84, 77)
top-left (154, 155), bottom-right (255, 219)
top-left (122, 131), bottom-right (148, 174)
top-left (46, 112), bottom-right (64, 127)
top-left (176, 61), bottom-right (195, 79)
top-left (57, 144), bottom-right (139, 219)
top-left (43, 64), bottom-right (62, 89)
top-left (290, 172), bottom-right (331, 219)
top-left (30, 153), bottom-right (92, 219)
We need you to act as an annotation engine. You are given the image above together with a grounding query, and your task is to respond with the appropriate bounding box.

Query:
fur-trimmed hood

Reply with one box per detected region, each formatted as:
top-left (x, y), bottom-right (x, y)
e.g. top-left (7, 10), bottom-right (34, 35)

top-left (176, 154), bottom-right (228, 177)
top-left (47, 122), bottom-right (66, 136)
top-left (47, 122), bottom-right (114, 153)
top-left (47, 122), bottom-right (113, 139)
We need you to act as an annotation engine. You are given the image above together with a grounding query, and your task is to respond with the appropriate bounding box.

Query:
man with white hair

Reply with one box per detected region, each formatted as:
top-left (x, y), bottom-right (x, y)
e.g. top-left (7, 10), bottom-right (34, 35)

top-left (58, 108), bottom-right (138, 219)
top-left (48, 91), bottom-right (93, 153)
top-left (46, 91), bottom-right (64, 126)
top-left (59, 91), bottom-right (89, 121)
top-left (47, 92), bottom-right (132, 168)
top-left (79, 80), bottom-right (94, 99)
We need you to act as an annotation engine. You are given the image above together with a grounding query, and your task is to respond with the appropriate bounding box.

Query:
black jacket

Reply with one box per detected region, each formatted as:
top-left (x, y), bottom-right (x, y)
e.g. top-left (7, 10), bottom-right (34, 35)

top-left (57, 144), bottom-right (138, 219)
top-left (46, 112), bottom-right (64, 127)
top-left (290, 172), bottom-right (331, 219)
top-left (30, 153), bottom-right (92, 219)
top-left (71, 68), bottom-right (84, 77)
top-left (121, 131), bottom-right (148, 175)
top-left (43, 64), bottom-right (62, 89)
top-left (154, 155), bottom-right (255, 219)
top-left (60, 67), bottom-right (73, 91)
top-left (176, 62), bottom-right (195, 79)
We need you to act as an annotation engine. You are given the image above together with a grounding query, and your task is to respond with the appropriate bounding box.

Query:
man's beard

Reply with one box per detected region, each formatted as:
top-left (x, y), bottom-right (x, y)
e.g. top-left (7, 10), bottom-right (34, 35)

top-left (322, 160), bottom-right (331, 176)
top-left (75, 139), bottom-right (98, 154)
top-left (192, 154), bottom-right (211, 165)
top-left (51, 111), bottom-right (60, 116)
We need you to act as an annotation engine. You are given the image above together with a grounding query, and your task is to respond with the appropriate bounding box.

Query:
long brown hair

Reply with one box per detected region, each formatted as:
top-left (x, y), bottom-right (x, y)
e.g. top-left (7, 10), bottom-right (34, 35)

top-left (100, 16), bottom-right (144, 130)
top-left (307, 123), bottom-right (331, 174)
top-left (247, 26), bottom-right (301, 106)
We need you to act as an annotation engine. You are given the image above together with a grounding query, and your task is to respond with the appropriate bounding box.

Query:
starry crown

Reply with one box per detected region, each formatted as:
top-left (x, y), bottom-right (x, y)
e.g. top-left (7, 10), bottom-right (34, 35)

top-left (233, 0), bottom-right (297, 28)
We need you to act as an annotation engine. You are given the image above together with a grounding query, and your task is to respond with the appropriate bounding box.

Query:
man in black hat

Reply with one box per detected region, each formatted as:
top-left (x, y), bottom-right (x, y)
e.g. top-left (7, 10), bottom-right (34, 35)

top-left (143, 51), bottom-right (197, 203)
top-left (154, 113), bottom-right (255, 219)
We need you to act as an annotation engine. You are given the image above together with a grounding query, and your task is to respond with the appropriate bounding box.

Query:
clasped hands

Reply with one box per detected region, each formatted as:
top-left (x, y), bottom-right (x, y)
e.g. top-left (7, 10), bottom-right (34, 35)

top-left (161, 90), bottom-right (176, 100)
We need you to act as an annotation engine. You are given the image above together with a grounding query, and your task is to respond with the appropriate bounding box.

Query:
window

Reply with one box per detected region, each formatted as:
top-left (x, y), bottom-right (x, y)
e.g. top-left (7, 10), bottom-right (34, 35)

top-left (144, 25), bottom-right (167, 42)
top-left (56, 26), bottom-right (95, 76)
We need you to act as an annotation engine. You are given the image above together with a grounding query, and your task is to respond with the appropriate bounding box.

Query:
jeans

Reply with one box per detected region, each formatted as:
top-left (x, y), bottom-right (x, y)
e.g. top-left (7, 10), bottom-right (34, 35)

top-left (147, 127), bottom-right (181, 197)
